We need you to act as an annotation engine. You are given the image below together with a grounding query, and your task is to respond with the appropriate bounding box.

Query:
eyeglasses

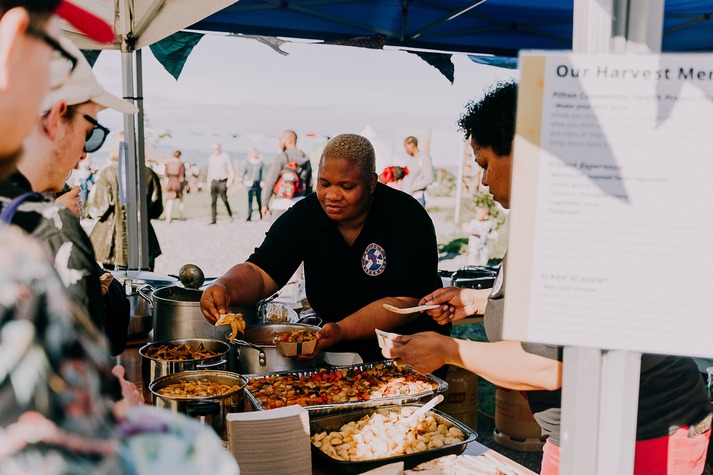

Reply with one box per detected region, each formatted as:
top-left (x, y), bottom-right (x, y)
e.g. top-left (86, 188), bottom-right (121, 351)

top-left (83, 115), bottom-right (110, 153)
top-left (25, 23), bottom-right (78, 87)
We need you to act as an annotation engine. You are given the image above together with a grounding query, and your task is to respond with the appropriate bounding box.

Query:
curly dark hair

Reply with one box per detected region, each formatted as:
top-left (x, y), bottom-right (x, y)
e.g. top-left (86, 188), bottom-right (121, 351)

top-left (457, 81), bottom-right (517, 156)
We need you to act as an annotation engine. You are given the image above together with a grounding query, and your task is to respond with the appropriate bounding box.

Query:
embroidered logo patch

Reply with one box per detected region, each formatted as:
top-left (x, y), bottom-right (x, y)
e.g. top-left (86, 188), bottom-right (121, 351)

top-left (362, 243), bottom-right (386, 276)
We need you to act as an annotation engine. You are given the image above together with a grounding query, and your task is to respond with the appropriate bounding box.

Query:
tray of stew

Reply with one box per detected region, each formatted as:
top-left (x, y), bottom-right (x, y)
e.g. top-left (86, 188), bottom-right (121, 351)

top-left (244, 360), bottom-right (447, 415)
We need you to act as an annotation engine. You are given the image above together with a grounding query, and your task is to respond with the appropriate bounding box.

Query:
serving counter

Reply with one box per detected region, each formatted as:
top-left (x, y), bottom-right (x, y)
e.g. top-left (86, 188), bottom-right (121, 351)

top-left (114, 343), bottom-right (535, 475)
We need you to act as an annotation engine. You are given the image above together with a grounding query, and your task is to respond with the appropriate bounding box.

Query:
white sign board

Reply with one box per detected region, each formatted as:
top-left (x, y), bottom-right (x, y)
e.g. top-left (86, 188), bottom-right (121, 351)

top-left (504, 52), bottom-right (713, 357)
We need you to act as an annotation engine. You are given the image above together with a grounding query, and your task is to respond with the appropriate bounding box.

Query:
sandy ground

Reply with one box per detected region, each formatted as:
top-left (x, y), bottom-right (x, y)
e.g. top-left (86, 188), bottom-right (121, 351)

top-left (150, 195), bottom-right (469, 279)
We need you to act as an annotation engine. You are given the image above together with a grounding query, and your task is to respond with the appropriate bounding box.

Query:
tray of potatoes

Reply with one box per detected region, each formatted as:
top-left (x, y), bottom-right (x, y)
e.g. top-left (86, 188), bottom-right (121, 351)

top-left (309, 404), bottom-right (477, 473)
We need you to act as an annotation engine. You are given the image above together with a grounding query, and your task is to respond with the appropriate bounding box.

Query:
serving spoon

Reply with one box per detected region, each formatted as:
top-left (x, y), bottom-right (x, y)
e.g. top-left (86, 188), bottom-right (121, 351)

top-left (382, 303), bottom-right (440, 314)
top-left (398, 394), bottom-right (445, 426)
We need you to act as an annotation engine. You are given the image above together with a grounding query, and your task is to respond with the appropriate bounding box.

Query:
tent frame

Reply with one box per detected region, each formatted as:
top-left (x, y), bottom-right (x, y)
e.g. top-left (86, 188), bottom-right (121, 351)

top-left (560, 1), bottom-right (663, 474)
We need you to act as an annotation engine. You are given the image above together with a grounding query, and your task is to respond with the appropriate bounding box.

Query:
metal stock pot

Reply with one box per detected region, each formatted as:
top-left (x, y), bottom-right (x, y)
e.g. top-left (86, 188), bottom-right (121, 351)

top-left (149, 370), bottom-right (246, 439)
top-left (139, 338), bottom-right (230, 402)
top-left (231, 322), bottom-right (324, 374)
top-left (110, 270), bottom-right (177, 340)
top-left (138, 285), bottom-right (257, 341)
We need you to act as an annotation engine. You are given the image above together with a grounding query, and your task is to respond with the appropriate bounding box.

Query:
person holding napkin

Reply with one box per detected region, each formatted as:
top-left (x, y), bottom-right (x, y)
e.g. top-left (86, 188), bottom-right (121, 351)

top-left (201, 133), bottom-right (449, 363)
top-left (383, 81), bottom-right (712, 475)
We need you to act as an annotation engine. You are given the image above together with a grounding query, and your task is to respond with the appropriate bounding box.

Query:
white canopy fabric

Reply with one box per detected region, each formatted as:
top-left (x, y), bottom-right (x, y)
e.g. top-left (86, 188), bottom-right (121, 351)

top-left (60, 0), bottom-right (236, 51)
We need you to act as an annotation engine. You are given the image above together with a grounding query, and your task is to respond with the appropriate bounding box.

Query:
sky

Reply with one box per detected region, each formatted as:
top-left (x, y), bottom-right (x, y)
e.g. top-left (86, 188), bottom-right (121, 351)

top-left (90, 33), bottom-right (518, 171)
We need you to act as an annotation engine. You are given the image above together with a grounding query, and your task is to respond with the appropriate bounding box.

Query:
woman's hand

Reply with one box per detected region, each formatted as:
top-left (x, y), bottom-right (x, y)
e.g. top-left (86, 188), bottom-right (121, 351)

top-left (383, 332), bottom-right (451, 374)
top-left (296, 322), bottom-right (344, 360)
top-left (419, 287), bottom-right (488, 323)
top-left (200, 282), bottom-right (230, 323)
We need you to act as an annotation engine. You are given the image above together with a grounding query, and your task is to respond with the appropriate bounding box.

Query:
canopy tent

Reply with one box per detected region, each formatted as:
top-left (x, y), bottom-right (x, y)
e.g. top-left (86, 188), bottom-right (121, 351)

top-left (61, 0), bottom-right (235, 50)
top-left (59, 0), bottom-right (713, 270)
top-left (192, 0), bottom-right (713, 57)
top-left (57, 3), bottom-right (713, 473)
top-left (65, 1), bottom-right (713, 59)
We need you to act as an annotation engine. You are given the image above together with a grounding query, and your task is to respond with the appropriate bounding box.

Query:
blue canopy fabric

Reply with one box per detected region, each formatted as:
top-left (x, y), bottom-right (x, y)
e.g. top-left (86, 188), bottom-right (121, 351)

top-left (190, 0), bottom-right (713, 56)
top-left (139, 1), bottom-right (712, 81)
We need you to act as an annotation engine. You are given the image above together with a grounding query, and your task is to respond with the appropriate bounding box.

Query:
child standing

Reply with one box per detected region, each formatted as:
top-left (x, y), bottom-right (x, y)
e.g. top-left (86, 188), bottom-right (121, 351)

top-left (468, 205), bottom-right (497, 266)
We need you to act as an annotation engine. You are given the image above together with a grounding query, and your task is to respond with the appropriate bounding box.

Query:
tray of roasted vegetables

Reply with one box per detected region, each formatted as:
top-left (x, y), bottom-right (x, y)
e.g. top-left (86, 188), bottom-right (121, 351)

top-left (244, 360), bottom-right (448, 415)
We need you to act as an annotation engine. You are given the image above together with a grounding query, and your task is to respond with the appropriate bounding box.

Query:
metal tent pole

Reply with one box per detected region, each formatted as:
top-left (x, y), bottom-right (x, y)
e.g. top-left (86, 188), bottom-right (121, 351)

top-left (560, 1), bottom-right (663, 474)
top-left (121, 50), bottom-right (141, 270)
top-left (135, 48), bottom-right (150, 270)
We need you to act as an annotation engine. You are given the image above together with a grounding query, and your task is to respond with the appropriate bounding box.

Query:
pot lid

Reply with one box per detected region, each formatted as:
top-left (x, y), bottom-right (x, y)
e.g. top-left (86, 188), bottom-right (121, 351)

top-left (109, 270), bottom-right (177, 286)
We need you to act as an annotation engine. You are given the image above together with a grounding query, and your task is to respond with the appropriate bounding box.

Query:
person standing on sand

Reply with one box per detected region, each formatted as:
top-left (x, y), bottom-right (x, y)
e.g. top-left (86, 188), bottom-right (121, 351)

top-left (206, 142), bottom-right (234, 224)
top-left (164, 150), bottom-right (186, 223)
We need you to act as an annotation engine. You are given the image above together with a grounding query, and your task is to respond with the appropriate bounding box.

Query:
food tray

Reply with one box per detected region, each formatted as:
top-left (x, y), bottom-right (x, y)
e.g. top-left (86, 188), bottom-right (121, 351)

top-left (244, 360), bottom-right (448, 416)
top-left (309, 404), bottom-right (477, 474)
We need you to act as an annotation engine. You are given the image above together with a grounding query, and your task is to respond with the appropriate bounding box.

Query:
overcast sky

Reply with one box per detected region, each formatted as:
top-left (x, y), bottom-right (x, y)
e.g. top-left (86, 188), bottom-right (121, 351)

top-left (90, 33), bottom-right (517, 170)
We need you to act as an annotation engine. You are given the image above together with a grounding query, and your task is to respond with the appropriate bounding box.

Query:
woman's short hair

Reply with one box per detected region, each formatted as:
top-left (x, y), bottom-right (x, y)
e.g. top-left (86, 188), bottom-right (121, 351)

top-left (320, 134), bottom-right (376, 179)
top-left (458, 80), bottom-right (517, 156)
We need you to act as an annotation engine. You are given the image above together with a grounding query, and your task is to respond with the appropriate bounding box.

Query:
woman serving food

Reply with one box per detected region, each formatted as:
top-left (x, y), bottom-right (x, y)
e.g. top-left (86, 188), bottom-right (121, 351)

top-left (200, 134), bottom-right (449, 363)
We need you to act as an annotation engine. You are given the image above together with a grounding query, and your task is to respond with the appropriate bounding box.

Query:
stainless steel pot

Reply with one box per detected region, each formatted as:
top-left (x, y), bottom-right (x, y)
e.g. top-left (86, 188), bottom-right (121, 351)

top-left (110, 270), bottom-right (177, 340)
top-left (149, 370), bottom-right (246, 439)
top-left (139, 338), bottom-right (230, 402)
top-left (231, 322), bottom-right (325, 374)
top-left (139, 285), bottom-right (257, 341)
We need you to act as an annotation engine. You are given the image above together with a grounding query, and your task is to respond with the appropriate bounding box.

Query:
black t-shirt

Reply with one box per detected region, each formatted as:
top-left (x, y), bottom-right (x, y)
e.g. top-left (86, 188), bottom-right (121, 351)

top-left (527, 354), bottom-right (712, 443)
top-left (486, 260), bottom-right (712, 444)
top-left (248, 183), bottom-right (449, 361)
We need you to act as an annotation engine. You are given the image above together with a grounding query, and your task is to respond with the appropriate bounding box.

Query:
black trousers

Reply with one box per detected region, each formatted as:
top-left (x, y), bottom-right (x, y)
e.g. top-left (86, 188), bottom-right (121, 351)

top-left (210, 179), bottom-right (232, 222)
top-left (246, 182), bottom-right (262, 220)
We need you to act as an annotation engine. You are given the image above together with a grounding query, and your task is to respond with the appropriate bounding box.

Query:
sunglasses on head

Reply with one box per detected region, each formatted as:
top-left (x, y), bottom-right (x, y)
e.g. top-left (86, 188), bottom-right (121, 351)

top-left (82, 115), bottom-right (110, 153)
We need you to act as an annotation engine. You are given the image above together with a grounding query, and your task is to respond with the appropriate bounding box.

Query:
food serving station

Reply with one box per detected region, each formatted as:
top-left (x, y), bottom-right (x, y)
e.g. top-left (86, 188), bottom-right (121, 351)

top-left (113, 269), bottom-right (534, 474)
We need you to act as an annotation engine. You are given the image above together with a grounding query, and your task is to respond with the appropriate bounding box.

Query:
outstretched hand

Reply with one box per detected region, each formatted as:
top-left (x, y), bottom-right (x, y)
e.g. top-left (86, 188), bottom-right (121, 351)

top-left (382, 332), bottom-right (450, 374)
top-left (295, 322), bottom-right (343, 360)
top-left (419, 287), bottom-right (488, 323)
top-left (200, 282), bottom-right (230, 324)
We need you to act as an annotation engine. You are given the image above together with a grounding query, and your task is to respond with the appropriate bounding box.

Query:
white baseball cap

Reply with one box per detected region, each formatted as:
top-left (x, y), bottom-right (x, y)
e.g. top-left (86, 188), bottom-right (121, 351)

top-left (41, 37), bottom-right (138, 115)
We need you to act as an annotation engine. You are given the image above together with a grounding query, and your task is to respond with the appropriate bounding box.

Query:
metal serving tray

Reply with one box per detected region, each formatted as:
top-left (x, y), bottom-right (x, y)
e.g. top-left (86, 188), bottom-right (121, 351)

top-left (244, 360), bottom-right (448, 416)
top-left (310, 404), bottom-right (477, 474)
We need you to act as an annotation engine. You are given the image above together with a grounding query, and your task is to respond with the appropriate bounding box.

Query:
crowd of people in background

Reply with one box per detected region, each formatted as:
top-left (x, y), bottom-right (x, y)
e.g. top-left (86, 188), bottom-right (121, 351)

top-left (86, 130), bottom-right (436, 226)
top-left (2, 3), bottom-right (710, 473)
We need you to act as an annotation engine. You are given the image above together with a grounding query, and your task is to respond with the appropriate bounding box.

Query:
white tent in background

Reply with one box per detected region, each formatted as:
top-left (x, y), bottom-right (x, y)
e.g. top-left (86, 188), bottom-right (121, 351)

top-left (359, 126), bottom-right (402, 176)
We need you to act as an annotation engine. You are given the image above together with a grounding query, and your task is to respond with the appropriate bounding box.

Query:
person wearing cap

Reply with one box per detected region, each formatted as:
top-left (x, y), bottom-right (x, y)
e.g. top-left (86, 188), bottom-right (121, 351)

top-left (0, 36), bottom-right (136, 355)
top-left (0, 0), bottom-right (113, 177)
top-left (0, 1), bottom-right (124, 470)
top-left (0, 9), bottom-right (240, 475)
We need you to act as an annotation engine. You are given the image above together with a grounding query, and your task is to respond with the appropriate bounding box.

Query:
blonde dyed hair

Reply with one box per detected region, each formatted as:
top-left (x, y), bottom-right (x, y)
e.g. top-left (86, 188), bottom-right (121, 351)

top-left (320, 134), bottom-right (376, 180)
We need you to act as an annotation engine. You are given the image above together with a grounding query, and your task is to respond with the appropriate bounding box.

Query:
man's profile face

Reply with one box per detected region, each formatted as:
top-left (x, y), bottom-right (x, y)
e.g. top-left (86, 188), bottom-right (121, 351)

top-left (50, 102), bottom-right (99, 192)
top-left (472, 137), bottom-right (513, 209)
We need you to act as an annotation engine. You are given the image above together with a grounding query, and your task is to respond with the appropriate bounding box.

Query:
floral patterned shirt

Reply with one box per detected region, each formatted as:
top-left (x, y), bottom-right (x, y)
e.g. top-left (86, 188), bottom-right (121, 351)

top-left (0, 223), bottom-right (121, 473)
